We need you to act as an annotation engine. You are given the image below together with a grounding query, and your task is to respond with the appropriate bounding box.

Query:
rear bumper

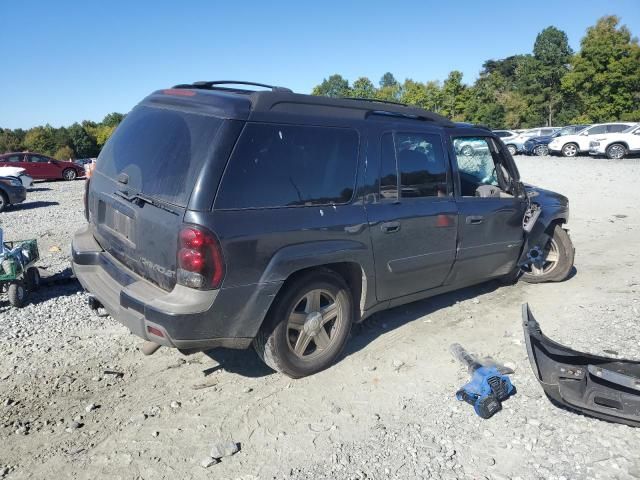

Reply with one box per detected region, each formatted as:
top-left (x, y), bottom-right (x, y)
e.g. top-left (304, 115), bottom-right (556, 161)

top-left (71, 225), bottom-right (281, 350)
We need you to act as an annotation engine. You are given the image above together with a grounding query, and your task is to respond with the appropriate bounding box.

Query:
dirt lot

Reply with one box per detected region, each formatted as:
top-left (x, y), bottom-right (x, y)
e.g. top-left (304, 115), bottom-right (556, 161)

top-left (1, 155), bottom-right (639, 479)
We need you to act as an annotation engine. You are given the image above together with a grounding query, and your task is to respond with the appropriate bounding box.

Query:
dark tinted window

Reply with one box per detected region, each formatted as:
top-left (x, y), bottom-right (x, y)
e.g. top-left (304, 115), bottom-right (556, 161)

top-left (216, 123), bottom-right (358, 209)
top-left (97, 106), bottom-right (223, 207)
top-left (608, 124), bottom-right (629, 133)
top-left (540, 129), bottom-right (555, 136)
top-left (379, 133), bottom-right (398, 200)
top-left (28, 155), bottom-right (48, 163)
top-left (379, 132), bottom-right (448, 199)
top-left (5, 155), bottom-right (22, 163)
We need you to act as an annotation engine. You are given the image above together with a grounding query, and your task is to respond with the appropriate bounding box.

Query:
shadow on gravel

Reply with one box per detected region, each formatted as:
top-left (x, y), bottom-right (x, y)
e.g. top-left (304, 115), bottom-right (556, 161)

top-left (13, 201), bottom-right (59, 211)
top-left (342, 279), bottom-right (507, 361)
top-left (27, 187), bottom-right (52, 192)
top-left (204, 348), bottom-right (273, 378)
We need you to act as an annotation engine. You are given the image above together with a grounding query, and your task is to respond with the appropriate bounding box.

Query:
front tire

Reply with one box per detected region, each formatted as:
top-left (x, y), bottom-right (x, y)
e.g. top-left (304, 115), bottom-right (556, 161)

top-left (8, 282), bottom-right (27, 308)
top-left (521, 225), bottom-right (574, 283)
top-left (0, 192), bottom-right (7, 213)
top-left (506, 145), bottom-right (517, 156)
top-left (606, 143), bottom-right (627, 160)
top-left (533, 145), bottom-right (549, 156)
top-left (561, 143), bottom-right (578, 157)
top-left (253, 269), bottom-right (353, 378)
top-left (62, 168), bottom-right (77, 181)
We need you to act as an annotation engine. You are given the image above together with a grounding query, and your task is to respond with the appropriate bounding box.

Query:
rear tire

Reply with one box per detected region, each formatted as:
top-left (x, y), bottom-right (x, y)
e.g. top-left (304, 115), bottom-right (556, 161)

top-left (8, 282), bottom-right (27, 308)
top-left (606, 143), bottom-right (627, 160)
top-left (561, 143), bottom-right (578, 157)
top-left (26, 267), bottom-right (41, 291)
top-left (253, 269), bottom-right (353, 378)
top-left (521, 225), bottom-right (574, 283)
top-left (506, 145), bottom-right (517, 156)
top-left (62, 168), bottom-right (77, 181)
top-left (0, 192), bottom-right (7, 213)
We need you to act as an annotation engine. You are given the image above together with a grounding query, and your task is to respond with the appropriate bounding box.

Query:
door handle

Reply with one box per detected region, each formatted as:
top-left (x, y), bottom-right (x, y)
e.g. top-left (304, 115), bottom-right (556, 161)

top-left (466, 215), bottom-right (484, 225)
top-left (381, 221), bottom-right (401, 233)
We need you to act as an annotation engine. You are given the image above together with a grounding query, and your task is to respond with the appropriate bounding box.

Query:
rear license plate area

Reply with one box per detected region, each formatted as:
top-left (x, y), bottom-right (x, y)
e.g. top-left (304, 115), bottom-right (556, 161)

top-left (98, 201), bottom-right (135, 245)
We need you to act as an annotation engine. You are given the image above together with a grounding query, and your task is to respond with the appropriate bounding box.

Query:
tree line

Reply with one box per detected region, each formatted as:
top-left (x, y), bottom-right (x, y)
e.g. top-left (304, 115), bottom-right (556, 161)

top-left (312, 16), bottom-right (640, 129)
top-left (0, 112), bottom-right (125, 160)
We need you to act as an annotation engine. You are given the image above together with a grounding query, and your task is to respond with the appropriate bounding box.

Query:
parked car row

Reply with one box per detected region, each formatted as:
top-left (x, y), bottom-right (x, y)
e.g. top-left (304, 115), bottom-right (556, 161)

top-left (495, 122), bottom-right (639, 159)
top-left (0, 152), bottom-right (85, 213)
top-left (0, 152), bottom-right (85, 181)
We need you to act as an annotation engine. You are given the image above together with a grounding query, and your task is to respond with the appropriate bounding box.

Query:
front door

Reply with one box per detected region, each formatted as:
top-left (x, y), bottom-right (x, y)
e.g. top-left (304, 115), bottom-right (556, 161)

top-left (449, 136), bottom-right (526, 283)
top-left (367, 130), bottom-right (458, 301)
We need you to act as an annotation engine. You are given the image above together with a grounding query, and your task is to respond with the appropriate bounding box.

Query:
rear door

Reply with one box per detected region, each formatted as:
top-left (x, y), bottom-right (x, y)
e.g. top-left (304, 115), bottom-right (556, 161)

top-left (89, 105), bottom-right (225, 290)
top-left (449, 136), bottom-right (526, 283)
top-left (367, 129), bottom-right (458, 301)
top-left (24, 155), bottom-right (50, 179)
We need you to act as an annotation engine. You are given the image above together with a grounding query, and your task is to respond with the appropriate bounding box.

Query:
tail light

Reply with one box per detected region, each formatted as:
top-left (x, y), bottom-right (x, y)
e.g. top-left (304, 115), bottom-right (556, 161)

top-left (177, 225), bottom-right (225, 290)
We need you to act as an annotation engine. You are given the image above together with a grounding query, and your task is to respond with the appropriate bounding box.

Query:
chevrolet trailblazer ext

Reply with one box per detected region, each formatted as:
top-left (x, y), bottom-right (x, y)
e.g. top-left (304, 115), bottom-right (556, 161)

top-left (72, 81), bottom-right (574, 378)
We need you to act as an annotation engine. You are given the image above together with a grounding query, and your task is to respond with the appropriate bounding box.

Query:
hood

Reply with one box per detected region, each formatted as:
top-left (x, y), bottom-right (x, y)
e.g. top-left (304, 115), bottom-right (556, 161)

top-left (524, 184), bottom-right (568, 207)
top-left (0, 166), bottom-right (27, 176)
top-left (526, 135), bottom-right (553, 144)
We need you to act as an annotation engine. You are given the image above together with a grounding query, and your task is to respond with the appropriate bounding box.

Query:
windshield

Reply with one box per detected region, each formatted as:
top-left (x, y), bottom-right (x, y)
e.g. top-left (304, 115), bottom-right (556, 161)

top-left (96, 106), bottom-right (223, 207)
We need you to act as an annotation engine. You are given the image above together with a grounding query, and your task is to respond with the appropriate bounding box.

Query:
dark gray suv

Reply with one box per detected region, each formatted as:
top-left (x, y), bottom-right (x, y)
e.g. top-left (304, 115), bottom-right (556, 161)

top-left (72, 81), bottom-right (574, 378)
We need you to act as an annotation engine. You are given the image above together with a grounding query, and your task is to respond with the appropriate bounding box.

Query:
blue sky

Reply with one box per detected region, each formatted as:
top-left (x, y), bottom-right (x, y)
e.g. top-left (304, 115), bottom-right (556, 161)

top-left (1, 0), bottom-right (638, 129)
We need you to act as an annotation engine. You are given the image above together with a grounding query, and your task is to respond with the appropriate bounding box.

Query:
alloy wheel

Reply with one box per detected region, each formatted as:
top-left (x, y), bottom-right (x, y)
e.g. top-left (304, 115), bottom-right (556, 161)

top-left (562, 144), bottom-right (577, 157)
top-left (608, 144), bottom-right (625, 159)
top-left (286, 288), bottom-right (344, 360)
top-left (525, 238), bottom-right (560, 276)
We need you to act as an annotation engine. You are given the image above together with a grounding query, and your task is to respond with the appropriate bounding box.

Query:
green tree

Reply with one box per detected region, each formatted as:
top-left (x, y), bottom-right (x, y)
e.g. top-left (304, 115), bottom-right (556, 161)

top-left (562, 15), bottom-right (640, 122)
top-left (525, 26), bottom-right (573, 126)
top-left (102, 112), bottom-right (125, 128)
top-left (350, 77), bottom-right (376, 98)
top-left (441, 71), bottom-right (467, 120)
top-left (312, 74), bottom-right (351, 98)
top-left (0, 129), bottom-right (25, 153)
top-left (54, 145), bottom-right (75, 160)
top-left (379, 72), bottom-right (398, 88)
top-left (23, 125), bottom-right (56, 155)
top-left (68, 123), bottom-right (98, 158)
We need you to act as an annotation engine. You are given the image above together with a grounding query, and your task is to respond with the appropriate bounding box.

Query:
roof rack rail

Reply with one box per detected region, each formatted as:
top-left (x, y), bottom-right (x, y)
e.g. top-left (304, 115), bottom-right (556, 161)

top-left (342, 96), bottom-right (407, 107)
top-left (366, 110), bottom-right (452, 124)
top-left (172, 80), bottom-right (293, 93)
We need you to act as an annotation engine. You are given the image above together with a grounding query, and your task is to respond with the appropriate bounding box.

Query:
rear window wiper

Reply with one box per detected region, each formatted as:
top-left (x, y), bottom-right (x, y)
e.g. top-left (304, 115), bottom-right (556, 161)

top-left (114, 189), bottom-right (180, 215)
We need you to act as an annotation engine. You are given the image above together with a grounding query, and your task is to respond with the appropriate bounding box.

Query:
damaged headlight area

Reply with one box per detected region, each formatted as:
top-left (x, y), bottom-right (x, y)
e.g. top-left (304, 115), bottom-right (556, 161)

top-left (522, 303), bottom-right (640, 427)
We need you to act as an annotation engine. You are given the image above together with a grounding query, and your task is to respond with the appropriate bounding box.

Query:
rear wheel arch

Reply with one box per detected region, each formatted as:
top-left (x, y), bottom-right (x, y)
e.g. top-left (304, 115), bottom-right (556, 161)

top-left (270, 262), bottom-right (367, 323)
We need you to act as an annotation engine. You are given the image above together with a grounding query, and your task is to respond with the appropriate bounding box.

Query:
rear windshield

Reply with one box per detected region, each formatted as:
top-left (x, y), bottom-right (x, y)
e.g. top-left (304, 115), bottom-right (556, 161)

top-left (215, 123), bottom-right (359, 209)
top-left (96, 106), bottom-right (223, 207)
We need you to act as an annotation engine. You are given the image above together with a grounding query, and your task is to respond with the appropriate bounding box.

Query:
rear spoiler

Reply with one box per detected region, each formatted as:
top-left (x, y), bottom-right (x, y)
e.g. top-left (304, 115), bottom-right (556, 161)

top-left (522, 303), bottom-right (640, 427)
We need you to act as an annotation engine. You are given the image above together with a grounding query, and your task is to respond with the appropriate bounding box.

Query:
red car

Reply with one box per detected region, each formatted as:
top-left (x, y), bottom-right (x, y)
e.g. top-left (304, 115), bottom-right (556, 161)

top-left (0, 152), bottom-right (84, 181)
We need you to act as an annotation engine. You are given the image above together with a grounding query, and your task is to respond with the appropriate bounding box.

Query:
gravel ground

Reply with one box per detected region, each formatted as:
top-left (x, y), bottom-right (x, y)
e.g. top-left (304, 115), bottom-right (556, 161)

top-left (0, 156), bottom-right (639, 480)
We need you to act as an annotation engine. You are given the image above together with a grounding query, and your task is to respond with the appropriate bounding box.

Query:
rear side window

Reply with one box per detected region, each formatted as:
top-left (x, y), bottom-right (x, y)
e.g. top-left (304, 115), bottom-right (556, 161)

top-left (97, 106), bottom-right (223, 207)
top-left (378, 132), bottom-right (449, 199)
top-left (588, 125), bottom-right (606, 135)
top-left (215, 123), bottom-right (359, 209)
top-left (608, 124), bottom-right (629, 133)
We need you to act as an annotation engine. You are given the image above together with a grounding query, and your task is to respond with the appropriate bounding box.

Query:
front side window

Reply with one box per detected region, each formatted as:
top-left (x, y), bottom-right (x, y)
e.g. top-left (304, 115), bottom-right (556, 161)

top-left (216, 123), bottom-right (359, 209)
top-left (453, 137), bottom-right (500, 197)
top-left (28, 155), bottom-right (47, 163)
top-left (587, 125), bottom-right (607, 135)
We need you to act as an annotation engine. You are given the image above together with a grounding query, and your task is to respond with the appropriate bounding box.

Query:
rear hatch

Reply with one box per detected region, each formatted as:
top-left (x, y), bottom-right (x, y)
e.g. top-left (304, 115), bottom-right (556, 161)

top-left (88, 99), bottom-right (225, 291)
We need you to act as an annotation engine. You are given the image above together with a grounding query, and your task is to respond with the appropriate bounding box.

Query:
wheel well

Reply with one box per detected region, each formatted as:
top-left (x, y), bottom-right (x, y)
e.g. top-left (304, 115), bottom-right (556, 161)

top-left (279, 262), bottom-right (366, 321)
top-left (607, 141), bottom-right (628, 150)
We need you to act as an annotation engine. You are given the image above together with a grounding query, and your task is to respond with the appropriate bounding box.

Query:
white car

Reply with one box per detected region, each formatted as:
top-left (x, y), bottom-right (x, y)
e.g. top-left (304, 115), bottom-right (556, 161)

top-left (548, 122), bottom-right (634, 157)
top-left (589, 123), bottom-right (640, 159)
top-left (0, 167), bottom-right (33, 188)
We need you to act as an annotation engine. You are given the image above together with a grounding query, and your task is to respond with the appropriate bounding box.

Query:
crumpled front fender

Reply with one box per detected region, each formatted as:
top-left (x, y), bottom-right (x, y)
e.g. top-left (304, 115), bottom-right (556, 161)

top-left (522, 303), bottom-right (640, 427)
